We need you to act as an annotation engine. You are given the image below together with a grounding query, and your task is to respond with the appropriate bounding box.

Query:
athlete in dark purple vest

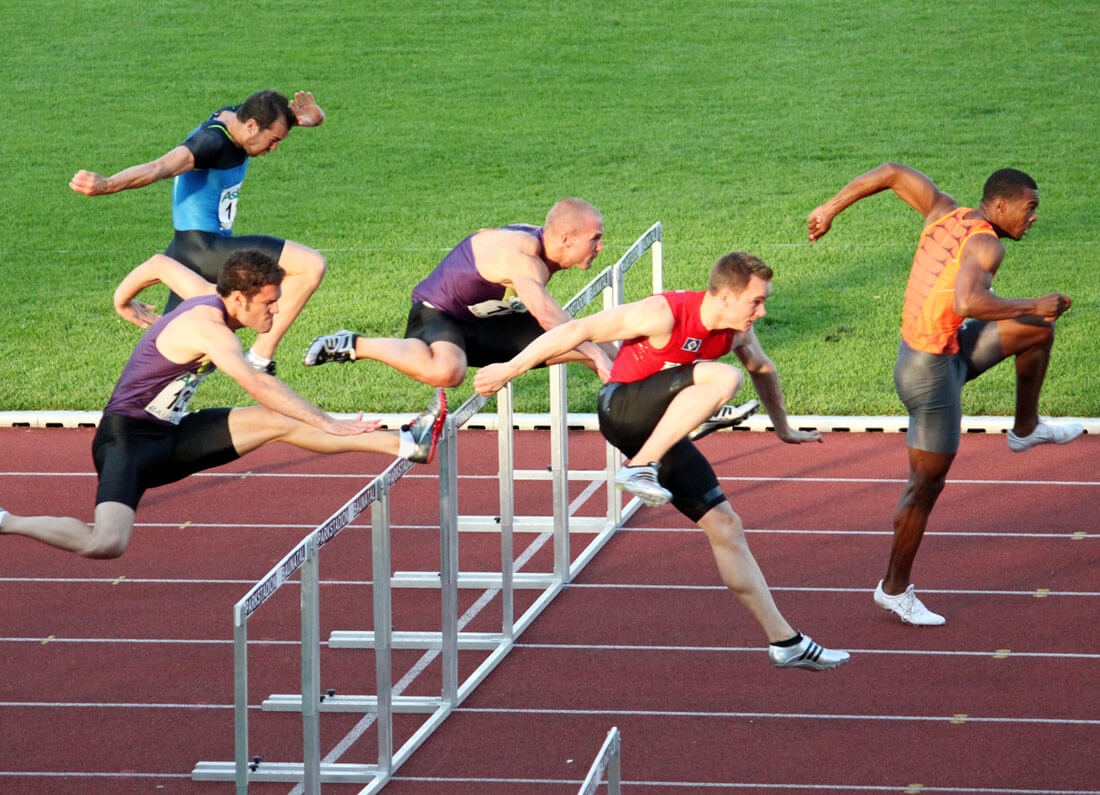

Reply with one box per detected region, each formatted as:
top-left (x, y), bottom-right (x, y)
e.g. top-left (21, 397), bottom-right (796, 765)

top-left (0, 252), bottom-right (445, 560)
top-left (303, 198), bottom-right (613, 389)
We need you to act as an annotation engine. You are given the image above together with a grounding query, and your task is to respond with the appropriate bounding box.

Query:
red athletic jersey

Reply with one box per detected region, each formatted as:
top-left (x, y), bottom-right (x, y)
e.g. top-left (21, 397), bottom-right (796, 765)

top-left (609, 290), bottom-right (735, 383)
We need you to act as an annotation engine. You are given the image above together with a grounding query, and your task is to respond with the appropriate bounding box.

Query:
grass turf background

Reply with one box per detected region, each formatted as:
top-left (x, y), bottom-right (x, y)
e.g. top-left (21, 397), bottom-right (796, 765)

top-left (2, 0), bottom-right (1096, 416)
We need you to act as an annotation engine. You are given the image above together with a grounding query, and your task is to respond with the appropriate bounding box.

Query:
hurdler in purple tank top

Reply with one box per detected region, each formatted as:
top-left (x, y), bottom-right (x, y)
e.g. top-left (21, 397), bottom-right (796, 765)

top-left (104, 294), bottom-right (229, 425)
top-left (411, 224), bottom-right (549, 321)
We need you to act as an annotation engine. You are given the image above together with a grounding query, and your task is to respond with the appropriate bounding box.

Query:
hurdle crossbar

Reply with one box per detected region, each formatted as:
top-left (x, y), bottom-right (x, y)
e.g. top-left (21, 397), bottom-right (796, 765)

top-left (579, 727), bottom-right (622, 795)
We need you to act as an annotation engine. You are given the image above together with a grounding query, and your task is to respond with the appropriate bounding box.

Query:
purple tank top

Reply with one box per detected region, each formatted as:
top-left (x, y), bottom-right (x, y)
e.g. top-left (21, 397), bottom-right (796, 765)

top-left (104, 294), bottom-right (228, 424)
top-left (411, 224), bottom-right (550, 321)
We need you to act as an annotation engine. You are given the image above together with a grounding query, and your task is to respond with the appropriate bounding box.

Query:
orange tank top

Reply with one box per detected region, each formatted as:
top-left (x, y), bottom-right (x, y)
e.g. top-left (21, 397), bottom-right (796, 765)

top-left (901, 207), bottom-right (996, 354)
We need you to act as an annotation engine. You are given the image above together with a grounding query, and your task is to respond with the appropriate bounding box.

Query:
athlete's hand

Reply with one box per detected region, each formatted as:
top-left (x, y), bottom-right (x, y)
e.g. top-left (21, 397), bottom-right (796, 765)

top-left (324, 413), bottom-right (383, 435)
top-left (116, 299), bottom-right (161, 329)
top-left (776, 427), bottom-right (823, 444)
top-left (290, 91), bottom-right (325, 127)
top-left (1035, 292), bottom-right (1071, 321)
top-left (806, 205), bottom-right (835, 241)
top-left (474, 363), bottom-right (512, 396)
top-left (70, 170), bottom-right (109, 196)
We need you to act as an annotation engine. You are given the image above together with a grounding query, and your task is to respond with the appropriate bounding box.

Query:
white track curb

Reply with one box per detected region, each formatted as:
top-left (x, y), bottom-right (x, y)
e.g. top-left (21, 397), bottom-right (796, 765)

top-left (1, 410), bottom-right (1096, 435)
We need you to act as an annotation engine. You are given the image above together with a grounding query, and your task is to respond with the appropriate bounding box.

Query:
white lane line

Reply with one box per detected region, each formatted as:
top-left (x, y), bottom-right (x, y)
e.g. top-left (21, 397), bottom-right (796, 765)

top-left (455, 706), bottom-right (1100, 726)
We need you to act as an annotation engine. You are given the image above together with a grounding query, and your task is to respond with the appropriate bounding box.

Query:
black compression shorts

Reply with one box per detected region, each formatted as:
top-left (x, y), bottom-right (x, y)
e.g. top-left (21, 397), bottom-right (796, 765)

top-left (403, 301), bottom-right (548, 368)
top-left (163, 229), bottom-right (286, 311)
top-left (92, 409), bottom-right (241, 510)
top-left (597, 363), bottom-right (726, 522)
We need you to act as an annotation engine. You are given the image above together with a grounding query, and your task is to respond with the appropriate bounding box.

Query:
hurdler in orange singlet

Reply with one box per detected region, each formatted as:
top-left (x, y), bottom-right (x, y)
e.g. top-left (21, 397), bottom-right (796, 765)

top-left (901, 207), bottom-right (996, 354)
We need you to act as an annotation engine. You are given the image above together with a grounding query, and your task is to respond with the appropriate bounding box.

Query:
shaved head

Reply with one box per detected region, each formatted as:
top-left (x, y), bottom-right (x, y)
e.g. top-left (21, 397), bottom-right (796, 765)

top-left (545, 198), bottom-right (602, 235)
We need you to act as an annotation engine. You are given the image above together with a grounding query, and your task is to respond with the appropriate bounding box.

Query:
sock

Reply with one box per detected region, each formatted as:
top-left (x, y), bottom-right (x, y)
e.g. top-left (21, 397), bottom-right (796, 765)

top-left (397, 429), bottom-right (415, 459)
top-left (246, 349), bottom-right (272, 368)
top-left (0, 509), bottom-right (7, 532)
top-left (770, 632), bottom-right (803, 648)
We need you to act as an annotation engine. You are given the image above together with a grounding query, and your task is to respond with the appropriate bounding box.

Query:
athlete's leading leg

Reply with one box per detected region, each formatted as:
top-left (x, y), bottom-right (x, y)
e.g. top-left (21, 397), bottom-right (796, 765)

top-left (226, 405), bottom-right (401, 457)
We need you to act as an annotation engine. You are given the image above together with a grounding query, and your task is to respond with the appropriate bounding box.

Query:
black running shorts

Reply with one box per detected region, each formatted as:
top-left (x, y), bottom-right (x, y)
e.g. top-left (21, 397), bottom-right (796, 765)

top-left (597, 363), bottom-right (726, 522)
top-left (92, 409), bottom-right (241, 509)
top-left (163, 229), bottom-right (286, 311)
top-left (403, 301), bottom-right (548, 368)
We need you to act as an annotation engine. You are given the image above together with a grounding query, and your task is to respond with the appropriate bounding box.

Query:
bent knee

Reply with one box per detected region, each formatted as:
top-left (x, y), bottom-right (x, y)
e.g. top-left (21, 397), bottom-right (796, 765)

top-left (82, 534), bottom-right (129, 559)
top-left (426, 367), bottom-right (466, 388)
top-left (696, 362), bottom-right (743, 399)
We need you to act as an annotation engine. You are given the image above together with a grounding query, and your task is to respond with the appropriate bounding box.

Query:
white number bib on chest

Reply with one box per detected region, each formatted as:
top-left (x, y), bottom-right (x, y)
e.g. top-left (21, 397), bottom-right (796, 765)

top-left (218, 182), bottom-right (242, 231)
top-left (144, 366), bottom-right (213, 424)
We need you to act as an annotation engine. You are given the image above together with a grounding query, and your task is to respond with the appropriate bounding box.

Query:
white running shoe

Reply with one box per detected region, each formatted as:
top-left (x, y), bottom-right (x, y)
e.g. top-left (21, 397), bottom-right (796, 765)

top-left (874, 581), bottom-right (946, 626)
top-left (614, 463), bottom-right (672, 507)
top-left (303, 330), bottom-right (358, 366)
top-left (768, 634), bottom-right (850, 671)
top-left (689, 399), bottom-right (760, 441)
top-left (1006, 420), bottom-right (1084, 453)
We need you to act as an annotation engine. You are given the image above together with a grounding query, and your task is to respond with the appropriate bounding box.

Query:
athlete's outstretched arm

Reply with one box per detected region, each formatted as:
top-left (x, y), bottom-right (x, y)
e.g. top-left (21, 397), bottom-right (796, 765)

top-left (70, 145), bottom-right (195, 196)
top-left (732, 329), bottom-right (820, 444)
top-left (474, 295), bottom-right (673, 395)
top-left (113, 254), bottom-right (214, 327)
top-left (807, 162), bottom-right (955, 240)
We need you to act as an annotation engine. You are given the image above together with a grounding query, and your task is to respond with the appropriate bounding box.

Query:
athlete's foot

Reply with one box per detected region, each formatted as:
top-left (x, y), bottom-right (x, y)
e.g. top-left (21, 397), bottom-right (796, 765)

top-left (246, 350), bottom-right (276, 376)
top-left (303, 330), bottom-right (358, 366)
top-left (403, 389), bottom-right (447, 464)
top-left (768, 633), bottom-right (850, 671)
top-left (690, 399), bottom-right (760, 441)
top-left (1006, 419), bottom-right (1084, 452)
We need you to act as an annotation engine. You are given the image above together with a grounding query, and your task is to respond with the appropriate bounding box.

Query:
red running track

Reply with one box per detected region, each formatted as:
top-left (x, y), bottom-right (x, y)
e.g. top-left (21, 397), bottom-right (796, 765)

top-left (0, 425), bottom-right (1097, 794)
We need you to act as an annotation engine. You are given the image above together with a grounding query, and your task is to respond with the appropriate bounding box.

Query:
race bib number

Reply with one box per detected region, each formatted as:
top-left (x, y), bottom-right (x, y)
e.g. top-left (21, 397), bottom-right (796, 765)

top-left (144, 367), bottom-right (212, 424)
top-left (218, 182), bottom-right (242, 231)
top-left (466, 297), bottom-right (528, 318)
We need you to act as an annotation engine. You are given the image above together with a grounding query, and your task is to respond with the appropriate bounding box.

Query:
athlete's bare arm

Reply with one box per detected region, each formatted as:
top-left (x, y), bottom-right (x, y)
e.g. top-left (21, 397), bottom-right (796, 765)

top-left (478, 231), bottom-right (614, 378)
top-left (807, 162), bottom-right (958, 240)
top-left (475, 295), bottom-right (673, 395)
top-left (158, 309), bottom-right (376, 436)
top-left (732, 328), bottom-right (821, 444)
top-left (113, 254), bottom-right (215, 328)
top-left (953, 235), bottom-right (1071, 322)
top-left (70, 145), bottom-right (195, 196)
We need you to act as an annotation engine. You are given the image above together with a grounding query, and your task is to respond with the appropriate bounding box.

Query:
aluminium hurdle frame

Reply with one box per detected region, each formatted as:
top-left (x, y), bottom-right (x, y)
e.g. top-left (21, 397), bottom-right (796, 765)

top-left (192, 222), bottom-right (663, 792)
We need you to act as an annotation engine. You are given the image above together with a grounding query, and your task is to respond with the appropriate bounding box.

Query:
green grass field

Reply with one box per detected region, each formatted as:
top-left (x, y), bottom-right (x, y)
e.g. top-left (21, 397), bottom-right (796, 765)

top-left (3, 0), bottom-right (1097, 417)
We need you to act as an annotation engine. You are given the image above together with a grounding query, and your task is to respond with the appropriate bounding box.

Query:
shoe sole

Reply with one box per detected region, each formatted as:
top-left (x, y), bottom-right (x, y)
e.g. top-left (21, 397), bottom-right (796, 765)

top-left (689, 399), bottom-right (760, 441)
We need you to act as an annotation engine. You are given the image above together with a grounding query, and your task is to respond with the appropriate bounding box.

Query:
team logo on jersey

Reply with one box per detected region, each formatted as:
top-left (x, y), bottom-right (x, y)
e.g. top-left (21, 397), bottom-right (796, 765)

top-left (681, 337), bottom-right (703, 352)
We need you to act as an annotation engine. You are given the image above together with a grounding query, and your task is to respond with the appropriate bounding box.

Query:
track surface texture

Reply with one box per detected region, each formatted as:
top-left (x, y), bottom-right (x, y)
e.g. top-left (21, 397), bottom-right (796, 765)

top-left (1, 425), bottom-right (1096, 794)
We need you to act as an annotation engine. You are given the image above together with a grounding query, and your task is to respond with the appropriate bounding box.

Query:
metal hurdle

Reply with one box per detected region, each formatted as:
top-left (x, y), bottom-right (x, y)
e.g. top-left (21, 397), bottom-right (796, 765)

top-left (192, 222), bottom-right (663, 792)
top-left (579, 727), bottom-right (622, 795)
top-left (192, 456), bottom-right (414, 791)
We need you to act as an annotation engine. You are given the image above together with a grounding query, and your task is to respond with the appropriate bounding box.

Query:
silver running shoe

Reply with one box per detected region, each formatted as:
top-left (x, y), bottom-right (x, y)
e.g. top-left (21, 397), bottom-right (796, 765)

top-left (614, 463), bottom-right (672, 507)
top-left (303, 330), bottom-right (358, 366)
top-left (873, 581), bottom-right (945, 626)
top-left (1006, 420), bottom-right (1085, 453)
top-left (404, 389), bottom-right (447, 464)
top-left (689, 399), bottom-right (759, 441)
top-left (769, 634), bottom-right (850, 671)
